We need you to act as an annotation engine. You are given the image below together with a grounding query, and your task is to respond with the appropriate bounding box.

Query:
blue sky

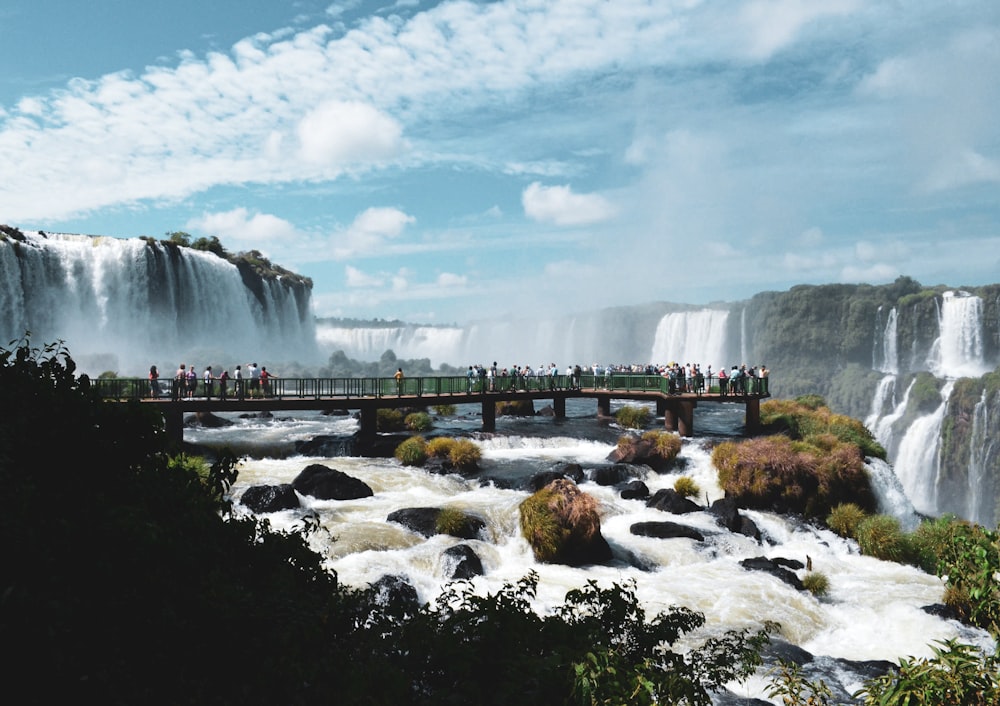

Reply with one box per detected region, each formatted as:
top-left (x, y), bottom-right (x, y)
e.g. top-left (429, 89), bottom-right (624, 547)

top-left (2, 0), bottom-right (999, 325)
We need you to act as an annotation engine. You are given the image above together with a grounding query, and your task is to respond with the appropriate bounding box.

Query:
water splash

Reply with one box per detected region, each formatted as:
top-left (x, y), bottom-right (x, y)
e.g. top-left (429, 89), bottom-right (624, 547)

top-left (866, 457), bottom-right (921, 531)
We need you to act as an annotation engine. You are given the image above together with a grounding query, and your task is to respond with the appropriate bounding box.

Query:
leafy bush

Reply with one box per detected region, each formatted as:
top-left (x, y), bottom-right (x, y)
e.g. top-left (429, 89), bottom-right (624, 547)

top-left (854, 639), bottom-right (1000, 705)
top-left (827, 502), bottom-right (867, 538)
top-left (641, 429), bottom-right (682, 460)
top-left (673, 476), bottom-right (700, 499)
top-left (435, 507), bottom-right (476, 537)
top-left (928, 521), bottom-right (1000, 635)
top-left (405, 411), bottom-right (433, 431)
top-left (432, 403), bottom-right (457, 416)
top-left (615, 405), bottom-right (651, 429)
top-left (854, 514), bottom-right (908, 562)
top-left (760, 398), bottom-right (886, 460)
top-left (395, 436), bottom-right (428, 466)
top-left (377, 407), bottom-right (405, 431)
top-left (802, 572), bottom-right (830, 597)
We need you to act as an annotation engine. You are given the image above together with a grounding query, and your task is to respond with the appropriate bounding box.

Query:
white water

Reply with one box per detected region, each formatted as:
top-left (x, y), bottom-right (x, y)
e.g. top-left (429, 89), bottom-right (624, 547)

top-left (893, 381), bottom-right (955, 516)
top-left (864, 374), bottom-right (897, 433)
top-left (184, 405), bottom-right (994, 703)
top-left (649, 309), bottom-right (731, 369)
top-left (928, 291), bottom-right (990, 378)
top-left (967, 390), bottom-right (996, 525)
top-left (0, 231), bottom-right (319, 376)
top-left (873, 306), bottom-right (898, 374)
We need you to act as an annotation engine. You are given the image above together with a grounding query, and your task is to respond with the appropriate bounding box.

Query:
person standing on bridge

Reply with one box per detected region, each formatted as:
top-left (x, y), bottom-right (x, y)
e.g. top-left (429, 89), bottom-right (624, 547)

top-left (186, 365), bottom-right (198, 399)
top-left (260, 366), bottom-right (275, 397)
top-left (174, 363), bottom-right (186, 400)
top-left (394, 367), bottom-right (404, 396)
top-left (219, 368), bottom-right (230, 400)
top-left (149, 365), bottom-right (160, 398)
top-left (248, 363), bottom-right (260, 398)
top-left (234, 364), bottom-right (244, 401)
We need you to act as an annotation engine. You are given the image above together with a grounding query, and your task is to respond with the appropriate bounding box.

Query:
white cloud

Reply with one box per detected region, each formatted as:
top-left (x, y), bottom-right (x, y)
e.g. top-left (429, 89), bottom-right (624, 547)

top-left (333, 206), bottom-right (416, 259)
top-left (841, 263), bottom-right (898, 283)
top-left (345, 265), bottom-right (384, 287)
top-left (187, 208), bottom-right (299, 250)
top-left (735, 0), bottom-right (861, 60)
top-left (522, 182), bottom-right (616, 226)
top-left (297, 100), bottom-right (406, 165)
top-left (437, 272), bottom-right (467, 286)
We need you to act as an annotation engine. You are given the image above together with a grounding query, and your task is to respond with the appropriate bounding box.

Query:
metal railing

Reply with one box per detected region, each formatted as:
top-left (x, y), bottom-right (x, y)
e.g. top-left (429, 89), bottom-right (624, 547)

top-left (94, 372), bottom-right (770, 402)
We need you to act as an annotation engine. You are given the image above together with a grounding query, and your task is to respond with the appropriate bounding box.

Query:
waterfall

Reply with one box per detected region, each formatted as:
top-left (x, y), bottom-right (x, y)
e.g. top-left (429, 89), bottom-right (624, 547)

top-left (873, 306), bottom-right (898, 374)
top-left (928, 291), bottom-right (989, 378)
top-left (0, 231), bottom-right (318, 375)
top-left (864, 374), bottom-right (897, 432)
top-left (868, 378), bottom-right (914, 459)
top-left (649, 309), bottom-right (730, 368)
top-left (315, 324), bottom-right (467, 365)
top-left (740, 307), bottom-right (748, 365)
top-left (893, 381), bottom-right (955, 516)
top-left (866, 457), bottom-right (921, 531)
top-left (966, 390), bottom-right (997, 525)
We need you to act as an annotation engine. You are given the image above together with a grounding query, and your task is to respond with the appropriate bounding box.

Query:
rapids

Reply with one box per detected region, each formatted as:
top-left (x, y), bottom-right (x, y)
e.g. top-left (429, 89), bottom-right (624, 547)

top-left (188, 399), bottom-right (994, 704)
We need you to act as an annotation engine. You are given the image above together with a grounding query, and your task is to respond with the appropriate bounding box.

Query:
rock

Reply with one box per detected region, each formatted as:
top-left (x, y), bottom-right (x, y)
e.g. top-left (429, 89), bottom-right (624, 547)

top-left (239, 484), bottom-right (300, 513)
top-left (629, 521), bottom-right (705, 541)
top-left (590, 463), bottom-right (637, 486)
top-left (443, 544), bottom-right (484, 579)
top-left (291, 463), bottom-right (373, 500)
top-left (387, 507), bottom-right (486, 540)
top-left (740, 556), bottom-right (805, 591)
top-left (620, 480), bottom-right (650, 500)
top-left (293, 435), bottom-right (353, 456)
top-left (518, 478), bottom-right (612, 566)
top-left (369, 574), bottom-right (420, 615)
top-left (184, 411), bottom-right (233, 428)
top-left (646, 488), bottom-right (701, 514)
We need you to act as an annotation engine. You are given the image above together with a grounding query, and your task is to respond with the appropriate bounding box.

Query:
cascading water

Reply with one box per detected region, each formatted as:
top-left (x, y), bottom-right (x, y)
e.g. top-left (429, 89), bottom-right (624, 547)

top-left (929, 291), bottom-right (989, 378)
top-left (893, 381), bottom-right (955, 516)
top-left (873, 306), bottom-right (898, 374)
top-left (966, 390), bottom-right (997, 525)
top-left (0, 231), bottom-right (319, 375)
top-left (649, 309), bottom-right (731, 368)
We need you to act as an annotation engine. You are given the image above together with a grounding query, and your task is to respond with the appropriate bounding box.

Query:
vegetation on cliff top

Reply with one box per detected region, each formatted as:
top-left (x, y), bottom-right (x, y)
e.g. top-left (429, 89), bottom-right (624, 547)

top-left (153, 230), bottom-right (313, 287)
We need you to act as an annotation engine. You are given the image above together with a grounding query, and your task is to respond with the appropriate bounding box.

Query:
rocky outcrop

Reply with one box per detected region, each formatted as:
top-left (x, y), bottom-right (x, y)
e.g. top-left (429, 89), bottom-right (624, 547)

top-left (387, 507), bottom-right (486, 540)
top-left (518, 479), bottom-right (612, 566)
top-left (291, 463), bottom-right (373, 500)
top-left (630, 521), bottom-right (705, 541)
top-left (239, 484), bottom-right (300, 513)
top-left (443, 544), bottom-right (484, 579)
top-left (740, 556), bottom-right (805, 591)
top-left (646, 488), bottom-right (701, 514)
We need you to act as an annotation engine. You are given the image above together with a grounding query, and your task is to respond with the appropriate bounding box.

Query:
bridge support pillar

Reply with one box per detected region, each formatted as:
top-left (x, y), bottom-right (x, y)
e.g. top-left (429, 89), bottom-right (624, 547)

top-left (745, 398), bottom-right (760, 434)
top-left (676, 400), bottom-right (694, 437)
top-left (596, 395), bottom-right (611, 418)
top-left (164, 408), bottom-right (184, 448)
top-left (656, 398), bottom-right (667, 417)
top-left (481, 400), bottom-right (496, 432)
top-left (553, 396), bottom-right (566, 419)
top-left (359, 407), bottom-right (378, 439)
top-left (663, 407), bottom-right (677, 432)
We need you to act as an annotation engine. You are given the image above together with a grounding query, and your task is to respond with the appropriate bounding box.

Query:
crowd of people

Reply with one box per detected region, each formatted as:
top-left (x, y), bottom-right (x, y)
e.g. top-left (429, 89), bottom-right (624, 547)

top-left (148, 362), bottom-right (278, 400)
top-left (146, 360), bottom-right (768, 400)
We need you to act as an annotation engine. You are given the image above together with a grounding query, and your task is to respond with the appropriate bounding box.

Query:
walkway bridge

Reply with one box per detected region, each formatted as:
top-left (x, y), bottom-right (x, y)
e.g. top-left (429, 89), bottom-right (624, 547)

top-left (95, 373), bottom-right (771, 444)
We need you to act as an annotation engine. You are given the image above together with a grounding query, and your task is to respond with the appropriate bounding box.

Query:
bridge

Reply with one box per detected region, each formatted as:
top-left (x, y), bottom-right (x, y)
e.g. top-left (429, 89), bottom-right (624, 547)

top-left (95, 372), bottom-right (771, 444)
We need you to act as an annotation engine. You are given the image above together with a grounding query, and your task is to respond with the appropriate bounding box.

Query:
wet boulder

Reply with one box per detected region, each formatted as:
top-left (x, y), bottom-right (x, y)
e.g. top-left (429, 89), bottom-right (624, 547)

top-left (519, 478), bottom-right (612, 566)
top-left (239, 483), bottom-right (300, 513)
top-left (620, 480), bottom-right (650, 500)
top-left (646, 488), bottom-right (701, 514)
top-left (740, 556), bottom-right (804, 591)
top-left (291, 463), bottom-right (373, 501)
top-left (443, 544), bottom-right (484, 579)
top-left (630, 521), bottom-right (705, 541)
top-left (387, 507), bottom-right (486, 540)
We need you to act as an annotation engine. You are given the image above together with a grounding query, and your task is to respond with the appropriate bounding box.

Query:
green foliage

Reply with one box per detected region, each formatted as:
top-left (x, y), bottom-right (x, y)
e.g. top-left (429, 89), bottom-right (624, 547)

top-left (854, 514), bottom-right (908, 562)
top-left (394, 435), bottom-right (428, 466)
top-left (801, 572), bottom-right (830, 597)
top-left (641, 430), bottom-right (682, 461)
top-left (854, 639), bottom-right (1000, 706)
top-left (928, 522), bottom-right (1000, 635)
top-left (767, 660), bottom-right (834, 705)
top-left (405, 411), bottom-right (433, 432)
top-left (432, 403), bottom-right (457, 416)
top-left (426, 436), bottom-right (456, 458)
top-left (673, 476), bottom-right (700, 499)
top-left (435, 507), bottom-right (475, 537)
top-left (519, 485), bottom-right (571, 562)
top-left (615, 405), bottom-right (651, 430)
top-left (760, 398), bottom-right (886, 460)
top-left (826, 502), bottom-right (867, 538)
top-left (165, 230), bottom-right (192, 246)
top-left (377, 407), bottom-right (405, 431)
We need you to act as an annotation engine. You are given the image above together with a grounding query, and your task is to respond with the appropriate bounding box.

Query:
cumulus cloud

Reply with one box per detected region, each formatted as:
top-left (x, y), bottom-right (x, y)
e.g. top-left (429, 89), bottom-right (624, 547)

top-left (333, 207), bottom-right (416, 259)
top-left (297, 100), bottom-right (406, 165)
top-left (437, 272), bottom-right (467, 286)
top-left (187, 208), bottom-right (299, 250)
top-left (522, 182), bottom-right (617, 226)
top-left (345, 265), bottom-right (384, 287)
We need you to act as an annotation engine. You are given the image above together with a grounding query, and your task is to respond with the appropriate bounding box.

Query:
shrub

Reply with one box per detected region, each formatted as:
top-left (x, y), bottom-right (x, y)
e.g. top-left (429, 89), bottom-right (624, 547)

top-left (855, 514), bottom-right (907, 562)
top-left (436, 507), bottom-right (475, 537)
top-left (826, 503), bottom-right (867, 538)
top-left (448, 439), bottom-right (482, 473)
top-left (377, 407), bottom-right (404, 431)
top-left (673, 476), bottom-right (700, 499)
top-left (929, 522), bottom-right (1000, 635)
top-left (615, 405), bottom-right (651, 429)
top-left (641, 430), bottom-right (682, 461)
top-left (432, 403), bottom-right (456, 416)
top-left (426, 436), bottom-right (456, 458)
top-left (394, 436), bottom-right (428, 466)
top-left (405, 411), bottom-right (433, 432)
top-left (802, 572), bottom-right (830, 597)
top-left (855, 639), bottom-right (1000, 705)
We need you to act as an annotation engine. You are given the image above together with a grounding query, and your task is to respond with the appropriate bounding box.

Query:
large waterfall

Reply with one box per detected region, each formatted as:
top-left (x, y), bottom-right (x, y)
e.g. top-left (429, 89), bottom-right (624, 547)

top-left (929, 291), bottom-right (990, 378)
top-left (0, 231), bottom-right (319, 375)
